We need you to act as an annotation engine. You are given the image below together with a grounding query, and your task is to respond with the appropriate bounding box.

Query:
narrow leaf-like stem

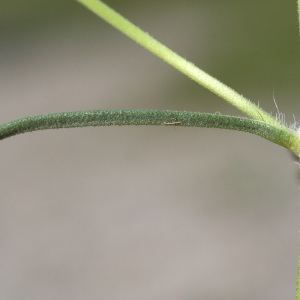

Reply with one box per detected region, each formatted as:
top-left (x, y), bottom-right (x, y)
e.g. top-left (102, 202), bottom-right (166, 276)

top-left (76, 0), bottom-right (282, 129)
top-left (1, 109), bottom-right (299, 155)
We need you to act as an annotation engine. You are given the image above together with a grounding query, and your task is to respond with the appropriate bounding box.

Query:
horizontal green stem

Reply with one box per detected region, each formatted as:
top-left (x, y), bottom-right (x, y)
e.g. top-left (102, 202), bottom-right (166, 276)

top-left (1, 109), bottom-right (299, 155)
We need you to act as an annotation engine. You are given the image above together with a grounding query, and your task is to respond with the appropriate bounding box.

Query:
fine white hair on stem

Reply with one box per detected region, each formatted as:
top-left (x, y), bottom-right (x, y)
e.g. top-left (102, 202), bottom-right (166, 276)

top-left (290, 120), bottom-right (300, 135)
top-left (289, 114), bottom-right (300, 136)
top-left (272, 92), bottom-right (286, 125)
top-left (271, 92), bottom-right (300, 136)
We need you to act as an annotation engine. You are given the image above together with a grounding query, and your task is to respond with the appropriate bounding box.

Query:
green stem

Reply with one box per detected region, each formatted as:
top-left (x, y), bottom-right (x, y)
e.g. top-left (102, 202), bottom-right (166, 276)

top-left (1, 109), bottom-right (299, 155)
top-left (76, 0), bottom-right (282, 129)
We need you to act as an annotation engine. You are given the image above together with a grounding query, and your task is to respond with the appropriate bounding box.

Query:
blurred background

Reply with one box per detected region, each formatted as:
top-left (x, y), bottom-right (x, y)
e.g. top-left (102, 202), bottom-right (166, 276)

top-left (1, 1), bottom-right (300, 299)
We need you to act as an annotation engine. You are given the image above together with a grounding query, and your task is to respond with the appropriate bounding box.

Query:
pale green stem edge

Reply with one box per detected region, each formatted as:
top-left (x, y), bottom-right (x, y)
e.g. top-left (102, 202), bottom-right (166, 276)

top-left (297, 250), bottom-right (300, 300)
top-left (295, 2), bottom-right (300, 299)
top-left (0, 109), bottom-right (299, 155)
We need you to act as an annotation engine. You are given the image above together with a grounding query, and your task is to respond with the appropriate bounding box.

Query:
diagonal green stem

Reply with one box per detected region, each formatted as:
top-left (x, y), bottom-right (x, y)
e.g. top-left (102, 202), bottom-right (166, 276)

top-left (1, 109), bottom-right (299, 156)
top-left (76, 0), bottom-right (283, 129)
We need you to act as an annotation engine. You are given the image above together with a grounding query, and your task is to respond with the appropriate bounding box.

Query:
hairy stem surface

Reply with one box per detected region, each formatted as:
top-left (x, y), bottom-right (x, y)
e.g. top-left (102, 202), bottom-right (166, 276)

top-left (1, 109), bottom-right (299, 156)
